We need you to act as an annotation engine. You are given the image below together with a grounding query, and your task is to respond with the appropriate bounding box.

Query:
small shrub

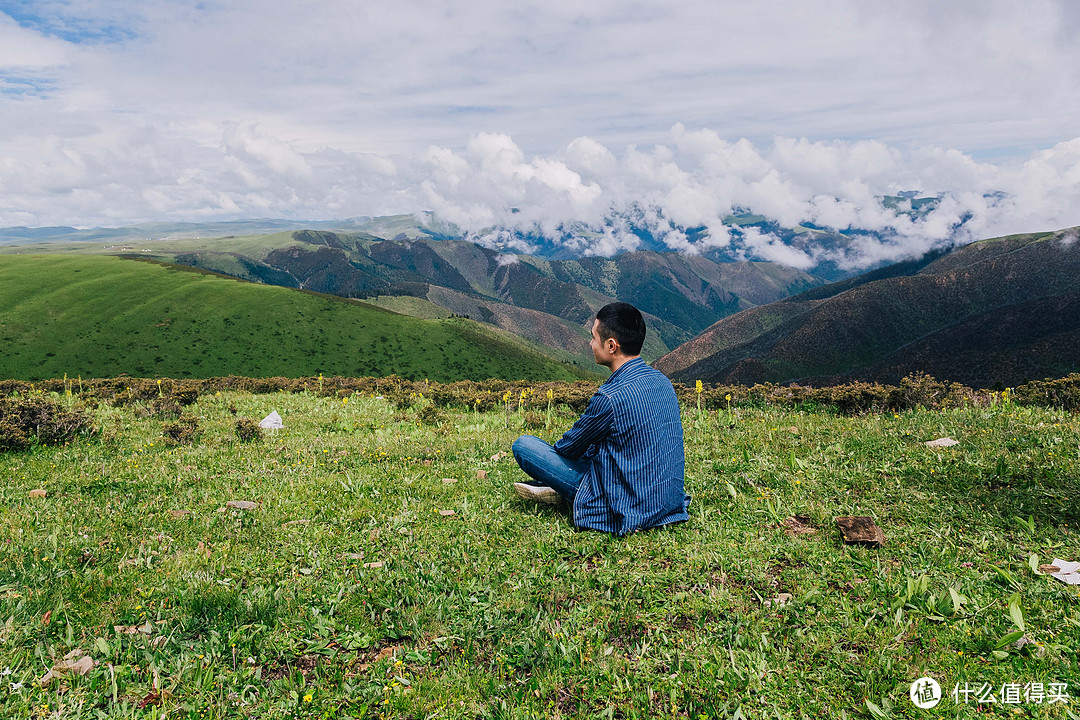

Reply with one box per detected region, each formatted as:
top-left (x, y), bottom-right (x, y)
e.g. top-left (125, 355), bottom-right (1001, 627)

top-left (417, 404), bottom-right (445, 426)
top-left (523, 411), bottom-right (547, 430)
top-left (234, 417), bottom-right (263, 443)
top-left (0, 396), bottom-right (97, 452)
top-left (163, 417), bottom-right (201, 446)
top-left (148, 395), bottom-right (184, 419)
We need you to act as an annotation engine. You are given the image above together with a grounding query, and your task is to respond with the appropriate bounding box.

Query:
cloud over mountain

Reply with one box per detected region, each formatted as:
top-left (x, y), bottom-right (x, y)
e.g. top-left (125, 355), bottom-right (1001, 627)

top-left (419, 128), bottom-right (1080, 269)
top-left (1, 1), bottom-right (1079, 268)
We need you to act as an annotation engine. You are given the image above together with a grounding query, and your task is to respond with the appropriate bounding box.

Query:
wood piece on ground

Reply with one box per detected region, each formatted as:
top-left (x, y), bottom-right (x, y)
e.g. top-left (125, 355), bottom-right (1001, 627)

top-left (438, 509), bottom-right (456, 517)
top-left (363, 561), bottom-right (385, 569)
top-left (28, 488), bottom-right (47, 498)
top-left (39, 650), bottom-right (94, 685)
top-left (374, 645), bottom-right (401, 662)
top-left (441, 478), bottom-right (457, 485)
top-left (114, 622), bottom-right (153, 635)
top-left (836, 516), bottom-right (885, 547)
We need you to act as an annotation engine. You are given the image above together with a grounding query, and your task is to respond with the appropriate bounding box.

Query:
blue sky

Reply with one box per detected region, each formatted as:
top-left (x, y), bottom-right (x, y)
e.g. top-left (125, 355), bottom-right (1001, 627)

top-left (1, 0), bottom-right (1079, 265)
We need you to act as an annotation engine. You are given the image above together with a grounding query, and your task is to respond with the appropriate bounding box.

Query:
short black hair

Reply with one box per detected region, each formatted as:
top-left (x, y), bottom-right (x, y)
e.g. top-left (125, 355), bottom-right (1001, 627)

top-left (595, 302), bottom-right (646, 356)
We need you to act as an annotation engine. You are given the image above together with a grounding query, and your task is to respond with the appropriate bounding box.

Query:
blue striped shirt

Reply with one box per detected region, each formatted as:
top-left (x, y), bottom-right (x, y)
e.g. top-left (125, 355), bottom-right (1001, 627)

top-left (554, 357), bottom-right (690, 535)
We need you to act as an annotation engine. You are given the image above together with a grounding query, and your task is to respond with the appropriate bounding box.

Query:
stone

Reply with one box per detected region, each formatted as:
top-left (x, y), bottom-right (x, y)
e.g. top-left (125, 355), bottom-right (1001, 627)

top-left (226, 500), bottom-right (258, 511)
top-left (1047, 558), bottom-right (1080, 585)
top-left (763, 593), bottom-right (793, 608)
top-left (476, 469), bottom-right (488, 479)
top-left (258, 411), bottom-right (283, 429)
top-left (28, 488), bottom-right (47, 498)
top-left (439, 510), bottom-right (456, 517)
top-left (925, 437), bottom-right (959, 448)
top-left (441, 478), bottom-right (457, 485)
top-left (836, 516), bottom-right (885, 547)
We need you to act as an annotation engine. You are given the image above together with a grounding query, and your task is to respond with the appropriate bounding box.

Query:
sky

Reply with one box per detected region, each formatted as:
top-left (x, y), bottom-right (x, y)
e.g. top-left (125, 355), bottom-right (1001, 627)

top-left (2, 0), bottom-right (1080, 267)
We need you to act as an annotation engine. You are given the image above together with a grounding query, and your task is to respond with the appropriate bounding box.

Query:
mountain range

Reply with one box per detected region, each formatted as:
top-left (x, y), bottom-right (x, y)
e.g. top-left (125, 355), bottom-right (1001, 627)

top-left (654, 227), bottom-right (1080, 387)
top-left (4, 215), bottom-right (1078, 389)
top-left (2, 226), bottom-right (821, 367)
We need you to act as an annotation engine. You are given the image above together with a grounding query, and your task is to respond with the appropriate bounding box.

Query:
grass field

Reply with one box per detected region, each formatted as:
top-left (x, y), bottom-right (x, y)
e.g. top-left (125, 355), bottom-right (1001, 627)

top-left (1, 387), bottom-right (1078, 718)
top-left (0, 255), bottom-right (589, 383)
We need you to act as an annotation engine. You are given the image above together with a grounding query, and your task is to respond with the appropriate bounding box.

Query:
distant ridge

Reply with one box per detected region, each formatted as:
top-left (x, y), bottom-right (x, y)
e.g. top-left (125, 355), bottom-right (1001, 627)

top-left (655, 227), bottom-right (1080, 388)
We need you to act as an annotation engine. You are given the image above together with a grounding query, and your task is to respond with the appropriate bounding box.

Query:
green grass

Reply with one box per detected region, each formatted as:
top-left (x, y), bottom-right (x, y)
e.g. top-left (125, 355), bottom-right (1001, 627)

top-left (0, 255), bottom-right (589, 382)
top-left (1, 390), bottom-right (1078, 718)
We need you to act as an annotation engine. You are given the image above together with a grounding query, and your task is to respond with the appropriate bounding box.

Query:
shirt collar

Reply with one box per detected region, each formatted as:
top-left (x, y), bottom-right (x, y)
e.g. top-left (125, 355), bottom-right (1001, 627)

top-left (603, 356), bottom-right (644, 385)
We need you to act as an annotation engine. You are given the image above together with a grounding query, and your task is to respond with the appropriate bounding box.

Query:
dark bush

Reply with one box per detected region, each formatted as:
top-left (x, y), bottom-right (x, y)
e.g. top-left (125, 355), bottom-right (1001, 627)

top-left (234, 417), bottom-right (263, 443)
top-left (417, 404), bottom-right (445, 426)
top-left (1011, 373), bottom-right (1080, 412)
top-left (1, 370), bottom-right (1076, 417)
top-left (163, 417), bottom-right (201, 445)
top-left (147, 395), bottom-right (184, 419)
top-left (0, 396), bottom-right (97, 452)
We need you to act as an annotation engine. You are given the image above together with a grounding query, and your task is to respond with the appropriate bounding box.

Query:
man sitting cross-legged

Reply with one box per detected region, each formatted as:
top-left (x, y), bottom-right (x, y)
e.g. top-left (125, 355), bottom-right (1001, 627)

top-left (511, 302), bottom-right (690, 536)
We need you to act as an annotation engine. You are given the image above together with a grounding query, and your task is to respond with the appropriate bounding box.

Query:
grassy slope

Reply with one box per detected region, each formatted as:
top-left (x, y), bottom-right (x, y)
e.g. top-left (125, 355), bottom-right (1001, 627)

top-left (0, 255), bottom-right (586, 382)
top-left (0, 393), bottom-right (1076, 717)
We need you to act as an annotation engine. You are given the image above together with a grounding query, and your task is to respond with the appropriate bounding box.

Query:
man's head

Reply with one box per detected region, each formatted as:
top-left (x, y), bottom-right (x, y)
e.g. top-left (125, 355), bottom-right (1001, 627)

top-left (591, 302), bottom-right (645, 370)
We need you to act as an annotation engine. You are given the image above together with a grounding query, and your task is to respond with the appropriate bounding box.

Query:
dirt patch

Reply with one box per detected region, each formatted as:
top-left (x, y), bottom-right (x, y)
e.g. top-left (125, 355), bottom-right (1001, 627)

top-left (780, 515), bottom-right (818, 537)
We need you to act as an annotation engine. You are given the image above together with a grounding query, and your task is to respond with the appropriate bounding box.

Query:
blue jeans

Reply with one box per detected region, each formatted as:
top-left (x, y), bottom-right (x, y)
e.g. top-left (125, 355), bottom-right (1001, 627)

top-left (511, 435), bottom-right (591, 503)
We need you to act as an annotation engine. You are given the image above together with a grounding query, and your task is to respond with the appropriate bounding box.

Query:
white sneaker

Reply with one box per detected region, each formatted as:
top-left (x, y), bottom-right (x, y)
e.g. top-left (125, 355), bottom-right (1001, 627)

top-left (513, 482), bottom-right (562, 505)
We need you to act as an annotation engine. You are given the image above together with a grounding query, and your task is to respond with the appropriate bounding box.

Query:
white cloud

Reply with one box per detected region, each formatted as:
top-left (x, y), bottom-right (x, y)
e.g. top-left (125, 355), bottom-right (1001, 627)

top-left (0, 0), bottom-right (1078, 270)
top-left (0, 13), bottom-right (69, 69)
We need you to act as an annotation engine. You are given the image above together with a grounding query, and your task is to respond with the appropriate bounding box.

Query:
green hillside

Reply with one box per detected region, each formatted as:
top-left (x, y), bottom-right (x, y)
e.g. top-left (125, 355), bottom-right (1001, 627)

top-left (0, 255), bottom-right (589, 382)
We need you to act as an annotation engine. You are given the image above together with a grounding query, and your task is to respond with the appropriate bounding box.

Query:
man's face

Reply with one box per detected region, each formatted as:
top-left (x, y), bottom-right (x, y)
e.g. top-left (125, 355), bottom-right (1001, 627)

top-left (590, 319), bottom-right (616, 368)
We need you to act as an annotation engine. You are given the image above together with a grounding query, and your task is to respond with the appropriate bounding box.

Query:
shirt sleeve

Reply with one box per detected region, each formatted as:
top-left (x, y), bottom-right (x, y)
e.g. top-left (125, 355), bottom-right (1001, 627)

top-left (554, 391), bottom-right (614, 460)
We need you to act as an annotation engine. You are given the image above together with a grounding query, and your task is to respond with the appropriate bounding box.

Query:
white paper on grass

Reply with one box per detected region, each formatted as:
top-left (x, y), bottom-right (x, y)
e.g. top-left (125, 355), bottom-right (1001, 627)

top-left (1049, 558), bottom-right (1080, 585)
top-left (258, 411), bottom-right (283, 429)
